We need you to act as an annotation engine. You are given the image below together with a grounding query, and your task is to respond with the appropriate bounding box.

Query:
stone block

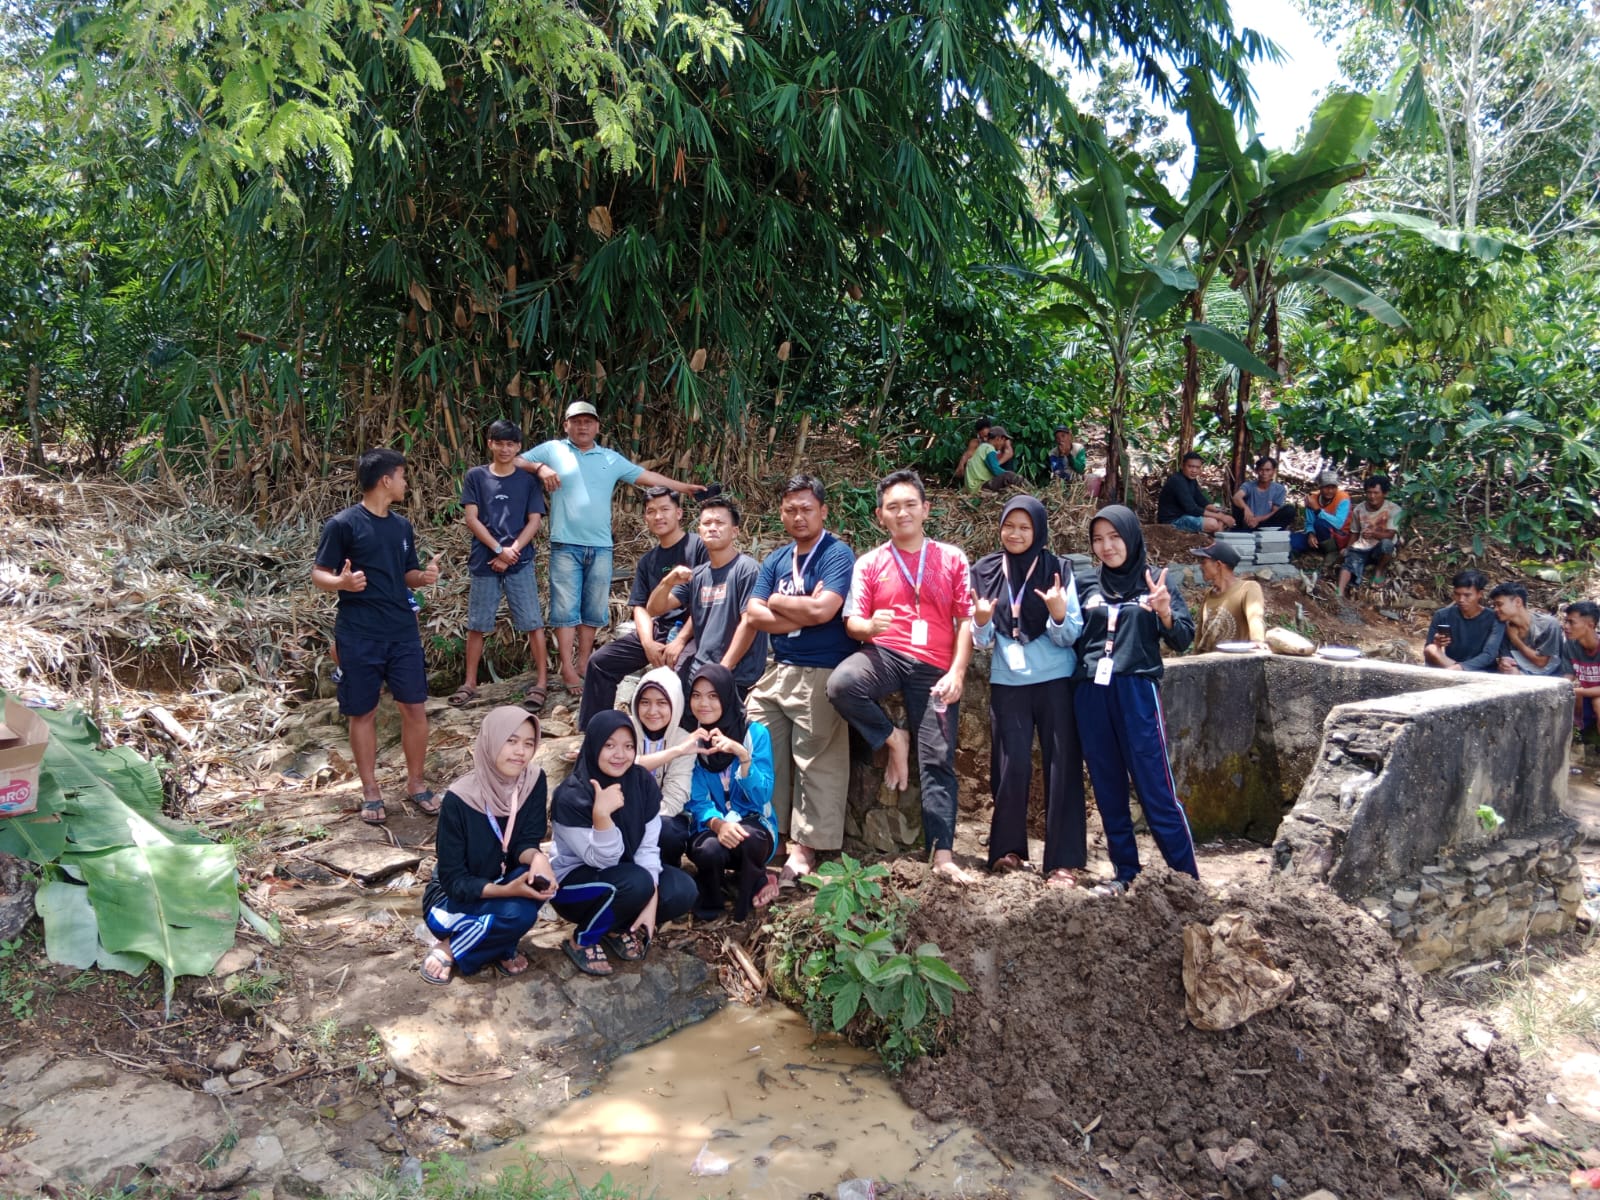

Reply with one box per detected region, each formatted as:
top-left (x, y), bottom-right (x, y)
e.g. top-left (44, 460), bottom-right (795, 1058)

top-left (1390, 888), bottom-right (1420, 911)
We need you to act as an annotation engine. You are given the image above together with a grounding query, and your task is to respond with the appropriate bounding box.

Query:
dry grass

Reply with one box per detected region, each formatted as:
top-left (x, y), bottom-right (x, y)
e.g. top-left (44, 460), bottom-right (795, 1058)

top-left (1432, 929), bottom-right (1600, 1058)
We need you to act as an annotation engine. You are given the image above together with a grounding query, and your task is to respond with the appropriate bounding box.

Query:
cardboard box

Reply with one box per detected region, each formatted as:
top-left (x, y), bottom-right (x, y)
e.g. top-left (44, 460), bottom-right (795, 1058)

top-left (0, 699), bottom-right (48, 817)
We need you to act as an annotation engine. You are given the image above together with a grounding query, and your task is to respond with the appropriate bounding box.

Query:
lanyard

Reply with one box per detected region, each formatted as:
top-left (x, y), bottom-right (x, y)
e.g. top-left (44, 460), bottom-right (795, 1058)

top-left (1102, 602), bottom-right (1123, 657)
top-left (484, 808), bottom-right (512, 856)
top-left (791, 534), bottom-right (826, 593)
top-left (1005, 557), bottom-right (1041, 633)
top-left (889, 543), bottom-right (927, 610)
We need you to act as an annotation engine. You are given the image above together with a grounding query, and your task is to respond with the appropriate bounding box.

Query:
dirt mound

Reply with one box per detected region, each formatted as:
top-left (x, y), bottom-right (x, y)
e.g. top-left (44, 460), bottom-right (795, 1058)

top-left (897, 865), bottom-right (1530, 1199)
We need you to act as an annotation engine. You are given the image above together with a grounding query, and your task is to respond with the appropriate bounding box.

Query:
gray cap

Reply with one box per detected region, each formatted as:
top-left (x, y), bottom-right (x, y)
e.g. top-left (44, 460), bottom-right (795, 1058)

top-left (1316, 469), bottom-right (1340, 486)
top-left (988, 425), bottom-right (1010, 440)
top-left (565, 400), bottom-right (599, 420)
top-left (1191, 542), bottom-right (1241, 568)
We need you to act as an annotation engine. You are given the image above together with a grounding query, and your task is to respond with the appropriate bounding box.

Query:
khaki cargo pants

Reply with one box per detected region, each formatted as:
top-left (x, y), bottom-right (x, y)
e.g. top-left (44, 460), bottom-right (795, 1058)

top-left (746, 661), bottom-right (850, 851)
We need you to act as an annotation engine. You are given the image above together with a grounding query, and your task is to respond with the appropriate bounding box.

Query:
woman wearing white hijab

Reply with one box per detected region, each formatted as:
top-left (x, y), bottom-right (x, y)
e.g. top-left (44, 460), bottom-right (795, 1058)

top-left (419, 706), bottom-right (555, 984)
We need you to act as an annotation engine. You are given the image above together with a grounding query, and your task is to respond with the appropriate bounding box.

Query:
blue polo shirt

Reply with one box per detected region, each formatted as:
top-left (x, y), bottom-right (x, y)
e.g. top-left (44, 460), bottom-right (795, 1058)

top-left (752, 533), bottom-right (856, 668)
top-left (519, 439), bottom-right (644, 548)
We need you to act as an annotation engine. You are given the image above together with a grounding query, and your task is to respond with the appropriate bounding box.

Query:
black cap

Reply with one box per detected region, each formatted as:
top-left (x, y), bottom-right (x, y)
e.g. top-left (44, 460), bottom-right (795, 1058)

top-left (1190, 542), bottom-right (1241, 568)
top-left (1054, 424), bottom-right (1069, 434)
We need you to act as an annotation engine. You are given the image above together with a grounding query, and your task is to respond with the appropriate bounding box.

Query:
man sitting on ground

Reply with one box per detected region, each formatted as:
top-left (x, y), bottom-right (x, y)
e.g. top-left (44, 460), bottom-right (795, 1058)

top-left (1189, 541), bottom-right (1266, 653)
top-left (1423, 569), bottom-right (1503, 671)
top-left (954, 415), bottom-right (996, 483)
top-left (1490, 582), bottom-right (1565, 676)
top-left (1231, 456), bottom-right (1294, 531)
top-left (964, 424), bottom-right (1026, 493)
top-left (1337, 476), bottom-right (1401, 598)
top-left (1562, 601), bottom-right (1600, 739)
top-left (1156, 452), bottom-right (1235, 534)
top-left (1290, 470), bottom-right (1352, 560)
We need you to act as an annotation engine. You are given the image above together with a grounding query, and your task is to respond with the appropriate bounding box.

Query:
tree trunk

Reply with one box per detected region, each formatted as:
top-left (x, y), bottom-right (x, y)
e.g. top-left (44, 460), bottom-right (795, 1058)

top-left (1103, 364), bottom-right (1127, 506)
top-left (1229, 371), bottom-right (1253, 495)
top-left (25, 361), bottom-right (43, 467)
top-left (1179, 294), bottom-right (1202, 456)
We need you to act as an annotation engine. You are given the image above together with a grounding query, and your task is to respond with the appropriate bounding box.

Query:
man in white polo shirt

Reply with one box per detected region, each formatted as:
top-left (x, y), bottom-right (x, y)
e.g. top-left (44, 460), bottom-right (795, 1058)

top-left (517, 400), bottom-right (705, 694)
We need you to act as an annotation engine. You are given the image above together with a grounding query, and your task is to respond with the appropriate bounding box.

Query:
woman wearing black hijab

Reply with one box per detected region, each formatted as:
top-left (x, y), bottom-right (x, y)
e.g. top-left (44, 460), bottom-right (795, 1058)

top-left (970, 496), bottom-right (1086, 884)
top-left (1074, 505), bottom-right (1198, 894)
top-left (549, 710), bottom-right (698, 975)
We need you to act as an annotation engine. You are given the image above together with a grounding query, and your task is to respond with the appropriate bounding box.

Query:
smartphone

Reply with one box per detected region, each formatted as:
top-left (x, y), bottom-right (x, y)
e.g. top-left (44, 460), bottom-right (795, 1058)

top-left (532, 875), bottom-right (553, 891)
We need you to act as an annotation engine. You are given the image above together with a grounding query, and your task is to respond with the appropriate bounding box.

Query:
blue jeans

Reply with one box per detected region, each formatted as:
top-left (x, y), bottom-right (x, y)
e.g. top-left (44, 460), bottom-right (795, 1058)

top-left (548, 542), bottom-right (614, 628)
top-left (466, 565), bottom-right (544, 633)
top-left (1168, 515), bottom-right (1204, 533)
top-left (1343, 539), bottom-right (1395, 584)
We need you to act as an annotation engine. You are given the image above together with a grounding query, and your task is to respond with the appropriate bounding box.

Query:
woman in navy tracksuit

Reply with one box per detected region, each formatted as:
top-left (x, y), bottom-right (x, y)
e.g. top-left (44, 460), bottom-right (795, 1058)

top-left (1074, 505), bottom-right (1199, 893)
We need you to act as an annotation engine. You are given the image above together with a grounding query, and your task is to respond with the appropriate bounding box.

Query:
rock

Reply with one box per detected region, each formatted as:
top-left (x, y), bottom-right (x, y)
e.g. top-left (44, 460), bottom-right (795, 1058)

top-left (212, 1042), bottom-right (247, 1073)
top-left (202, 1076), bottom-right (232, 1095)
top-left (247, 1134), bottom-right (286, 1173)
top-left (0, 852), bottom-right (36, 940)
top-left (391, 1098), bottom-right (416, 1119)
top-left (227, 1069), bottom-right (267, 1086)
top-left (1265, 628), bottom-right (1315, 656)
top-left (1299, 1192), bottom-right (1341, 1200)
top-left (308, 840), bottom-right (423, 884)
top-left (272, 1049), bottom-right (296, 1074)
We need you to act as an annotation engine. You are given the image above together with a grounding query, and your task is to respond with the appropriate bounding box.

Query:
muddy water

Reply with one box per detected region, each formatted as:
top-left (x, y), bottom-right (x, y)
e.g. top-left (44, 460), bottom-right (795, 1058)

top-left (503, 1004), bottom-right (1057, 1199)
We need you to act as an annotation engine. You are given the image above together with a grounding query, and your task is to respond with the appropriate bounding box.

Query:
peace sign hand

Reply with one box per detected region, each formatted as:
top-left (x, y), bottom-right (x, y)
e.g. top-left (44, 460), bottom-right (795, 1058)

top-left (1032, 573), bottom-right (1069, 623)
top-left (1141, 567), bottom-right (1172, 622)
top-left (970, 589), bottom-right (996, 627)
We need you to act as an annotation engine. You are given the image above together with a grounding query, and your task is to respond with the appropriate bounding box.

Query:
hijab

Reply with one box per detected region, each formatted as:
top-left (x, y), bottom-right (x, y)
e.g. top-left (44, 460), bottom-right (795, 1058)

top-left (629, 666), bottom-right (685, 752)
top-left (447, 707), bottom-right (543, 851)
top-left (690, 663), bottom-right (745, 774)
top-left (550, 710), bottom-right (660, 860)
top-left (971, 494), bottom-right (1059, 642)
top-left (1090, 504), bottom-right (1150, 603)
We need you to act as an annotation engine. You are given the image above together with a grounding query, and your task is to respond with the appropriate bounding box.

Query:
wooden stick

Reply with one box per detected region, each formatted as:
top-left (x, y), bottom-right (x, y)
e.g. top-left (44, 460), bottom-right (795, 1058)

top-left (722, 938), bottom-right (766, 995)
top-left (146, 705), bottom-right (194, 746)
top-left (1051, 1172), bottom-right (1099, 1200)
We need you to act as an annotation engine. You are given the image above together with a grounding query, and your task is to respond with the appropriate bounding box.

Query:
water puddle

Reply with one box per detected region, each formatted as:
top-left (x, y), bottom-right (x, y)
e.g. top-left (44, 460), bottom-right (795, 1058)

top-left (503, 1004), bottom-right (1057, 1198)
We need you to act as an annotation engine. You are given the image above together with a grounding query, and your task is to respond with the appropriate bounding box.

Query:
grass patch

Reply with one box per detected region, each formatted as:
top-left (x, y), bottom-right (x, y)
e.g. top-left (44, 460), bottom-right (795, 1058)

top-left (1477, 932), bottom-right (1600, 1056)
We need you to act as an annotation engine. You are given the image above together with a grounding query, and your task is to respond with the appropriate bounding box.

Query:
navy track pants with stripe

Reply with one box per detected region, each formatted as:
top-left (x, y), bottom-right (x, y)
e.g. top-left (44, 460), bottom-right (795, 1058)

top-left (1074, 673), bottom-right (1198, 883)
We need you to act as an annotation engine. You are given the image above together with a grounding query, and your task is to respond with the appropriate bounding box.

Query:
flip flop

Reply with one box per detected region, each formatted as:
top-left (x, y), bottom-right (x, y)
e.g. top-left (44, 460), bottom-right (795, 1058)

top-left (446, 685), bottom-right (477, 707)
top-left (1091, 879), bottom-right (1130, 898)
top-left (360, 798), bottom-right (387, 825)
top-left (408, 789), bottom-right (441, 816)
top-left (419, 946), bottom-right (453, 985)
top-left (523, 683), bottom-right (548, 709)
top-left (991, 853), bottom-right (1027, 874)
top-left (494, 953), bottom-right (530, 978)
top-left (563, 939), bottom-right (612, 976)
top-left (601, 930), bottom-right (649, 962)
top-left (1046, 868), bottom-right (1079, 890)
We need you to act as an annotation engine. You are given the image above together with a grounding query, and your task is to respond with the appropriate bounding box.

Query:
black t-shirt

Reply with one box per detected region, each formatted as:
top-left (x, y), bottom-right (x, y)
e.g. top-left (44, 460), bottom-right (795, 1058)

top-left (1157, 473), bottom-right (1209, 523)
top-left (628, 533), bottom-right (708, 640)
top-left (314, 503), bottom-right (421, 642)
top-left (673, 553), bottom-right (769, 689)
top-left (460, 465), bottom-right (546, 577)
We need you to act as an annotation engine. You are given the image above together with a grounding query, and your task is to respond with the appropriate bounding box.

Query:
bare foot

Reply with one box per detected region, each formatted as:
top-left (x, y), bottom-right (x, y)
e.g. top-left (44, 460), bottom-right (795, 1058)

top-left (932, 852), bottom-right (977, 887)
top-left (783, 846), bottom-right (816, 879)
top-left (883, 728), bottom-right (911, 791)
top-left (753, 872), bottom-right (782, 908)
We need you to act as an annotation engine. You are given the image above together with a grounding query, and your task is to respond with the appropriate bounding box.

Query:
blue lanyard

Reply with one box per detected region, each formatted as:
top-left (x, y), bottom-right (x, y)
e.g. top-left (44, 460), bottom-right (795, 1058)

top-left (1004, 557), bottom-right (1040, 638)
top-left (890, 543), bottom-right (927, 608)
top-left (484, 808), bottom-right (508, 853)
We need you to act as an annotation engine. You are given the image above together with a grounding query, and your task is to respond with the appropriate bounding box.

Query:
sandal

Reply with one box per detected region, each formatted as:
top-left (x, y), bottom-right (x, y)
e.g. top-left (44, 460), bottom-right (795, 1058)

top-left (991, 853), bottom-right (1027, 874)
top-left (563, 939), bottom-right (612, 976)
top-left (1091, 879), bottom-right (1130, 898)
top-left (360, 798), bottom-right (387, 825)
top-left (447, 685), bottom-right (478, 707)
top-left (601, 930), bottom-right (650, 962)
top-left (408, 789), bottom-right (441, 816)
top-left (419, 945), bottom-right (453, 985)
top-left (523, 683), bottom-right (549, 710)
top-left (1046, 868), bottom-right (1078, 890)
top-left (494, 952), bottom-right (530, 978)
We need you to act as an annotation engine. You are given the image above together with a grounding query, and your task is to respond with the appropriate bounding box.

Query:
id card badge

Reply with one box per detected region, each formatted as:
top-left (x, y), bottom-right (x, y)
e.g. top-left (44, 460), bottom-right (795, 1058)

top-left (1003, 642), bottom-right (1027, 671)
top-left (911, 619), bottom-right (930, 647)
top-left (1094, 657), bottom-right (1115, 686)
top-left (787, 629), bottom-right (802, 638)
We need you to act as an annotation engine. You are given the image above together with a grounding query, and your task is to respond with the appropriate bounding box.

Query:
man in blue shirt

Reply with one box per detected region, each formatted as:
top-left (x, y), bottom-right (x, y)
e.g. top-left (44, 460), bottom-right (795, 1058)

top-left (743, 476), bottom-right (857, 888)
top-left (1230, 456), bottom-right (1295, 530)
top-left (516, 400), bottom-right (705, 695)
top-left (312, 449), bottom-right (443, 825)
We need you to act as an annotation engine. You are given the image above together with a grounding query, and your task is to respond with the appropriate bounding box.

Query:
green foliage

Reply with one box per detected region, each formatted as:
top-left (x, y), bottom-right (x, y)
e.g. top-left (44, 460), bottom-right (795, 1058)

top-left (1, 695), bottom-right (248, 1011)
top-left (773, 855), bottom-right (969, 1072)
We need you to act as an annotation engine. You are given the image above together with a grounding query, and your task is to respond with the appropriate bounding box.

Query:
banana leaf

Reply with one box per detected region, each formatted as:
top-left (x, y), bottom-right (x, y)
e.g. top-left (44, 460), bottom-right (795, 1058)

top-left (34, 878), bottom-right (151, 974)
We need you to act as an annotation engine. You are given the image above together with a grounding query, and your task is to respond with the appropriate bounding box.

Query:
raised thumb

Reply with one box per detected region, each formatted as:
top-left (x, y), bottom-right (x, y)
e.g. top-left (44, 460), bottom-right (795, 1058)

top-left (341, 559), bottom-right (352, 574)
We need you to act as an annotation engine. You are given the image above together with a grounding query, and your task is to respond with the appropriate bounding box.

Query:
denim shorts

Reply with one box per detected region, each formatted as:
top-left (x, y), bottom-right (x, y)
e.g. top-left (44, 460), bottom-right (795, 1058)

top-left (548, 542), bottom-right (614, 628)
top-left (334, 635), bottom-right (428, 716)
top-left (1342, 539), bottom-right (1395, 582)
top-left (1168, 514), bottom-right (1205, 533)
top-left (466, 566), bottom-right (544, 633)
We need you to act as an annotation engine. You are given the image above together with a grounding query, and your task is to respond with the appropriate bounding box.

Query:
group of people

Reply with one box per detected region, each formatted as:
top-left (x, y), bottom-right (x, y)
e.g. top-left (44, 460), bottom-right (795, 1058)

top-left (957, 416), bottom-right (1099, 497)
top-left (312, 402), bottom-right (1203, 985)
top-left (1159, 454), bottom-right (1402, 599)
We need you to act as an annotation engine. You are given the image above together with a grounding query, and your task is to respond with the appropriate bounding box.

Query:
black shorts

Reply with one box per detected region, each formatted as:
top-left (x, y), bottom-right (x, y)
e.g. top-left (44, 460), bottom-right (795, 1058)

top-left (335, 635), bottom-right (428, 716)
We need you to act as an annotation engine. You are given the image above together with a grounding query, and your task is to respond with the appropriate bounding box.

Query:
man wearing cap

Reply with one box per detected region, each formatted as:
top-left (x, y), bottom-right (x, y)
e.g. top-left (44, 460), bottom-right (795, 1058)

top-left (1290, 470), bottom-right (1353, 561)
top-left (1190, 541), bottom-right (1267, 653)
top-left (517, 400), bottom-right (707, 694)
top-left (964, 424), bottom-right (1026, 493)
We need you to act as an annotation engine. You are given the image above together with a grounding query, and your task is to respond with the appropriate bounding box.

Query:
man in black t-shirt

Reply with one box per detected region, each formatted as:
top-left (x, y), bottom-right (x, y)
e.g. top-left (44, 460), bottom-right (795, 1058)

top-left (575, 488), bottom-right (708, 731)
top-left (312, 449), bottom-right (443, 824)
top-left (451, 420), bottom-right (549, 708)
top-left (1156, 452), bottom-right (1235, 534)
top-left (648, 497), bottom-right (769, 704)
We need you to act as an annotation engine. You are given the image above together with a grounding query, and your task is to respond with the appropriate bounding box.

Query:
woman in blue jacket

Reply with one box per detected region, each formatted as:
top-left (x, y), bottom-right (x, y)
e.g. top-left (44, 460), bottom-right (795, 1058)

top-left (685, 664), bottom-right (778, 920)
top-left (970, 495), bottom-right (1085, 885)
top-left (1074, 505), bottom-right (1199, 895)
